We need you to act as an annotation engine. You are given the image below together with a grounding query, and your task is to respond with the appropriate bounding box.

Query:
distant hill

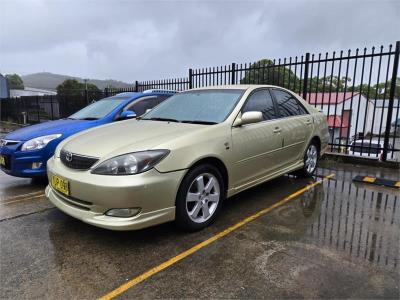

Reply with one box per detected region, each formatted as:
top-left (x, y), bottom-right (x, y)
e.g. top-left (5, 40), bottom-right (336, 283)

top-left (21, 72), bottom-right (133, 91)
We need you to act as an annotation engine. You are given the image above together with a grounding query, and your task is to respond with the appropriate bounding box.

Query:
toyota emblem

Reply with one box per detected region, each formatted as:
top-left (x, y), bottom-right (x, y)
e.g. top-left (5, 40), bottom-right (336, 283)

top-left (65, 151), bottom-right (73, 162)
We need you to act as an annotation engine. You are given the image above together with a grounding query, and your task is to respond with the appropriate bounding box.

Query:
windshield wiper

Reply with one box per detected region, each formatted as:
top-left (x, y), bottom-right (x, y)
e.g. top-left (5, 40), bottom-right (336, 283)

top-left (144, 117), bottom-right (180, 123)
top-left (181, 120), bottom-right (217, 125)
top-left (79, 117), bottom-right (99, 120)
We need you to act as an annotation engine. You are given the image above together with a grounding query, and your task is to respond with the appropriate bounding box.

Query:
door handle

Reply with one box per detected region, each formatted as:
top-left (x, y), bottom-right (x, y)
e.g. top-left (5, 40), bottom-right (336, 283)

top-left (273, 127), bottom-right (281, 133)
top-left (305, 119), bottom-right (312, 125)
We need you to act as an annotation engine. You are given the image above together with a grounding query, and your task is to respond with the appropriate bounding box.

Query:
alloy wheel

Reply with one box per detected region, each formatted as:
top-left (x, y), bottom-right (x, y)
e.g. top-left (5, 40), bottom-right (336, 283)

top-left (186, 173), bottom-right (220, 223)
top-left (305, 144), bottom-right (318, 174)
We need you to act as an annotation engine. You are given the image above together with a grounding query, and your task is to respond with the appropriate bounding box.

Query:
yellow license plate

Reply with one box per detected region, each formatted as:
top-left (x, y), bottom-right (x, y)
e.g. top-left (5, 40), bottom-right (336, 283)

top-left (51, 174), bottom-right (69, 196)
top-left (0, 155), bottom-right (5, 166)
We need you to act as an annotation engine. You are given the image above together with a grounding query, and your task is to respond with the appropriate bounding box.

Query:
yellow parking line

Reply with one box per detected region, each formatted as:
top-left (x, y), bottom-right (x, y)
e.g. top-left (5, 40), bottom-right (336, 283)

top-left (1, 190), bottom-right (44, 201)
top-left (1, 193), bottom-right (46, 205)
top-left (99, 173), bottom-right (335, 300)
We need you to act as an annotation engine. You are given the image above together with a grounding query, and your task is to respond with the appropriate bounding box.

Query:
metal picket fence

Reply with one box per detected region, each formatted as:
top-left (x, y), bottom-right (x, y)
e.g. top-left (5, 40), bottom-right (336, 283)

top-left (136, 41), bottom-right (400, 161)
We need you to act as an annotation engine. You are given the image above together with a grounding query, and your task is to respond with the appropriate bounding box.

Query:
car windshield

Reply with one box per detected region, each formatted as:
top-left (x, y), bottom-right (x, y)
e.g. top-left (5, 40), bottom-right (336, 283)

top-left (69, 97), bottom-right (127, 120)
top-left (142, 89), bottom-right (244, 124)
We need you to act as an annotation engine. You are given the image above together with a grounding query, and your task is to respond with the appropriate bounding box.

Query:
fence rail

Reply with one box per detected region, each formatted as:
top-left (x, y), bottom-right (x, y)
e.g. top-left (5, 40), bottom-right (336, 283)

top-left (1, 41), bottom-right (399, 161)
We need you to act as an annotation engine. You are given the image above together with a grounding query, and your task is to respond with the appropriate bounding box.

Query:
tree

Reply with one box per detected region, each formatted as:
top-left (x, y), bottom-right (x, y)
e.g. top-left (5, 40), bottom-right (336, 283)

top-left (240, 59), bottom-right (399, 101)
top-left (348, 77), bottom-right (400, 99)
top-left (56, 79), bottom-right (100, 96)
top-left (308, 76), bottom-right (351, 93)
top-left (6, 74), bottom-right (24, 90)
top-left (240, 59), bottom-right (301, 90)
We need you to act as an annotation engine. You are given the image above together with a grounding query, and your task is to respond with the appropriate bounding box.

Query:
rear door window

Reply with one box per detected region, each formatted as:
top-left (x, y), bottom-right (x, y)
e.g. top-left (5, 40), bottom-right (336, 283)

top-left (271, 89), bottom-right (308, 118)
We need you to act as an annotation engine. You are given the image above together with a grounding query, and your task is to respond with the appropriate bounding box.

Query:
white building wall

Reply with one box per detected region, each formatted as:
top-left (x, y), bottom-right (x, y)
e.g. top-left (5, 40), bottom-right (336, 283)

top-left (316, 95), bottom-right (372, 140)
top-left (369, 99), bottom-right (400, 134)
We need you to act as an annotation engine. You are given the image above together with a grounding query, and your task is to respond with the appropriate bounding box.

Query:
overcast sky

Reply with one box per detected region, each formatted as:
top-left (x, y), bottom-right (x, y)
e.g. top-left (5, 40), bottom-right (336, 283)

top-left (0, 0), bottom-right (399, 83)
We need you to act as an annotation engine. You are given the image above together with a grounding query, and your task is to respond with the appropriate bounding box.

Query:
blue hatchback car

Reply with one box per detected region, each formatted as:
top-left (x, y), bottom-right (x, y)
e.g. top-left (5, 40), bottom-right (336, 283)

top-left (0, 90), bottom-right (175, 178)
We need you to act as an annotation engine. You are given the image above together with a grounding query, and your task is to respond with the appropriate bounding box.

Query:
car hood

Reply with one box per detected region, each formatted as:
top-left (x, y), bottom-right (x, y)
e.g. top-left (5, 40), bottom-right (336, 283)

top-left (4, 119), bottom-right (97, 141)
top-left (62, 119), bottom-right (206, 158)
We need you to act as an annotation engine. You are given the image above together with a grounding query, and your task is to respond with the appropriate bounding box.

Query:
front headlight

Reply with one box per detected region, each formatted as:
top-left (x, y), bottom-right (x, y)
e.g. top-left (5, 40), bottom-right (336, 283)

top-left (91, 150), bottom-right (169, 175)
top-left (21, 134), bottom-right (62, 151)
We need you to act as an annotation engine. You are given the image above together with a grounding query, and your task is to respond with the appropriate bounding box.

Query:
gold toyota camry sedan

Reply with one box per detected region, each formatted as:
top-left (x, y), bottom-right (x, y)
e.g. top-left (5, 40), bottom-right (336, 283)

top-left (46, 85), bottom-right (329, 231)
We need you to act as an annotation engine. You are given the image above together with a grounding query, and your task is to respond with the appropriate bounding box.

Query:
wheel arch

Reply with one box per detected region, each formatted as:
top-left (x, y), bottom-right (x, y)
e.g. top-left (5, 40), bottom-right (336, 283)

top-left (310, 136), bottom-right (321, 156)
top-left (186, 156), bottom-right (229, 192)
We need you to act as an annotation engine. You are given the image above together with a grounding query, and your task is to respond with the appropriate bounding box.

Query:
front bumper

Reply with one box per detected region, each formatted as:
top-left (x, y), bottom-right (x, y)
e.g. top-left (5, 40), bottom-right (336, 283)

top-left (0, 143), bottom-right (49, 177)
top-left (46, 157), bottom-right (186, 230)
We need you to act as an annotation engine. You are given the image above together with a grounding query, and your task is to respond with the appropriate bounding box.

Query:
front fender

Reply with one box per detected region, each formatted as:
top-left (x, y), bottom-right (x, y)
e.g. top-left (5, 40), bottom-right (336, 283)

top-left (154, 126), bottom-right (233, 173)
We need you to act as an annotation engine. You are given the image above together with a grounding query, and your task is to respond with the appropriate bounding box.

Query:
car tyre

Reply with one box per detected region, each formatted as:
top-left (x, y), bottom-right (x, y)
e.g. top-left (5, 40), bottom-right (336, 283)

top-left (175, 164), bottom-right (225, 231)
top-left (295, 140), bottom-right (319, 177)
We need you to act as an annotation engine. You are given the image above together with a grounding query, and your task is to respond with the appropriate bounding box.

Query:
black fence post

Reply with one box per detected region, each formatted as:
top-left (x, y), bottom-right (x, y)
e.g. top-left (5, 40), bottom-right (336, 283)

top-left (36, 96), bottom-right (40, 123)
top-left (382, 41), bottom-right (400, 161)
top-left (104, 87), bottom-right (109, 97)
top-left (50, 96), bottom-right (54, 120)
top-left (188, 69), bottom-right (193, 89)
top-left (134, 81), bottom-right (139, 92)
top-left (302, 52), bottom-right (310, 99)
top-left (231, 63), bottom-right (236, 85)
top-left (85, 88), bottom-right (88, 105)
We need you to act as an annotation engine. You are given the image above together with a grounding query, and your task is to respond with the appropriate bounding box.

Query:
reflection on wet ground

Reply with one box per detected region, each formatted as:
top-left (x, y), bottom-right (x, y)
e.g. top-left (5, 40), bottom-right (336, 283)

top-left (0, 161), bottom-right (398, 298)
top-left (0, 173), bottom-right (46, 201)
top-left (0, 173), bottom-right (49, 220)
top-left (311, 164), bottom-right (399, 271)
top-left (308, 179), bottom-right (398, 270)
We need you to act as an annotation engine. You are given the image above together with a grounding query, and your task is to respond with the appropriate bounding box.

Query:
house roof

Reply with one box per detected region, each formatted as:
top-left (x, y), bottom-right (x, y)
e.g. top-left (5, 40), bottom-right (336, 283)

top-left (307, 92), bottom-right (360, 104)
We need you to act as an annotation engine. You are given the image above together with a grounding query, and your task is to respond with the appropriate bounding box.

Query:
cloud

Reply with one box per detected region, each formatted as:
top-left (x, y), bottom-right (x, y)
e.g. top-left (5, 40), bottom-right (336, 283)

top-left (0, 0), bottom-right (399, 82)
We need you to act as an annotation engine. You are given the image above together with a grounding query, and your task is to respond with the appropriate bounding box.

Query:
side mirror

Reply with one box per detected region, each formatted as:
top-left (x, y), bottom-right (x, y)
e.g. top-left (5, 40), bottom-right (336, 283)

top-left (233, 111), bottom-right (263, 127)
top-left (119, 110), bottom-right (137, 120)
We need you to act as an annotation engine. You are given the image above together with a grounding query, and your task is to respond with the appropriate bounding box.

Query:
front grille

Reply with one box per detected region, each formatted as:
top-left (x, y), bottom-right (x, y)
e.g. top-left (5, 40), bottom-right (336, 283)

top-left (60, 149), bottom-right (98, 170)
top-left (0, 139), bottom-right (19, 147)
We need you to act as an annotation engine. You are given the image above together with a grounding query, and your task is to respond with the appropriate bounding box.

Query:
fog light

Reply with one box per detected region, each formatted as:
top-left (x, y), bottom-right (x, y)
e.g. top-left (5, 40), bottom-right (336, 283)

top-left (105, 208), bottom-right (141, 218)
top-left (32, 162), bottom-right (43, 169)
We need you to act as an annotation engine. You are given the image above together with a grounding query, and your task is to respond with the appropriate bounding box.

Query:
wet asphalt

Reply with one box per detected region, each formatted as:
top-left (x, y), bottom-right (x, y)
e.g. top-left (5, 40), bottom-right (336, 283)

top-left (0, 161), bottom-right (399, 299)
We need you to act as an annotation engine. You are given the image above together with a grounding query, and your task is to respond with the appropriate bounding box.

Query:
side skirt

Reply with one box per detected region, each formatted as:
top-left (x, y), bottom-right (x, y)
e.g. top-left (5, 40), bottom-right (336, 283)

top-left (227, 160), bottom-right (304, 198)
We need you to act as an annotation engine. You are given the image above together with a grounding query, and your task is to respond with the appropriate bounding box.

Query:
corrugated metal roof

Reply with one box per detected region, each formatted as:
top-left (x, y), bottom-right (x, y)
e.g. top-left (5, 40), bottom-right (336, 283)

top-left (307, 92), bottom-right (360, 104)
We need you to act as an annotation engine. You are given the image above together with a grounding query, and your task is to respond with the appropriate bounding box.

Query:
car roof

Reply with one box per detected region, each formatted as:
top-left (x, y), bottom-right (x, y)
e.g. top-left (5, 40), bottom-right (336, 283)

top-left (352, 139), bottom-right (384, 144)
top-left (189, 84), bottom-right (279, 91)
top-left (100, 90), bottom-right (175, 103)
top-left (115, 90), bottom-right (176, 97)
top-left (114, 92), bottom-right (140, 98)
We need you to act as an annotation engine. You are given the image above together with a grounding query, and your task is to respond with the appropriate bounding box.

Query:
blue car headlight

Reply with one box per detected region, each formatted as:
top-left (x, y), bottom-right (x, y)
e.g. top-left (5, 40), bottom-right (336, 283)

top-left (21, 134), bottom-right (62, 151)
top-left (91, 150), bottom-right (169, 175)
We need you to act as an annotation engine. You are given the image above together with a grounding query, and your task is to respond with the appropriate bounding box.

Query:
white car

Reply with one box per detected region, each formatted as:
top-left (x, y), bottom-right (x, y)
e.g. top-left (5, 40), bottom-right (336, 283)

top-left (349, 139), bottom-right (394, 160)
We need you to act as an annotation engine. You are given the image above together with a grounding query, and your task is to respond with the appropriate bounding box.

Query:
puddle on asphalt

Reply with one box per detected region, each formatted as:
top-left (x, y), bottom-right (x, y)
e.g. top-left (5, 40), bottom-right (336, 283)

top-left (303, 168), bottom-right (399, 271)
